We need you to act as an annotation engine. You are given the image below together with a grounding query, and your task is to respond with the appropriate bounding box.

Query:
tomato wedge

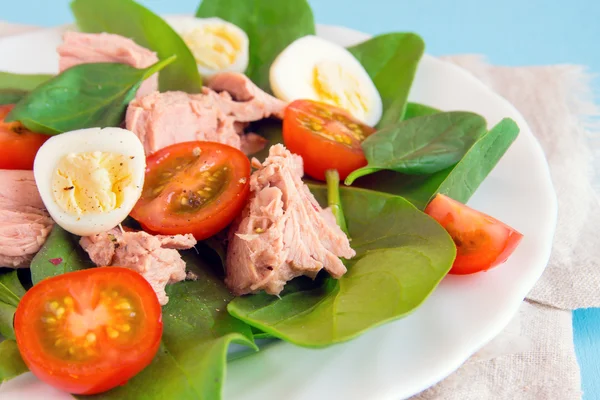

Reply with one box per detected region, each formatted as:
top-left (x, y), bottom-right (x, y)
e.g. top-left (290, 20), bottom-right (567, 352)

top-left (0, 104), bottom-right (50, 170)
top-left (130, 141), bottom-right (251, 240)
top-left (425, 194), bottom-right (524, 275)
top-left (283, 99), bottom-right (376, 181)
top-left (14, 267), bottom-right (162, 395)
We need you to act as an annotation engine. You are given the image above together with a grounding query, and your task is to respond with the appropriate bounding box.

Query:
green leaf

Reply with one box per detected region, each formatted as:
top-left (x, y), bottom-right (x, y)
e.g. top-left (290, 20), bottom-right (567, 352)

top-left (351, 118), bottom-right (520, 209)
top-left (71, 0), bottom-right (201, 92)
top-left (227, 186), bottom-right (455, 347)
top-left (197, 0), bottom-right (315, 92)
top-left (0, 90), bottom-right (28, 105)
top-left (0, 303), bottom-right (17, 339)
top-left (345, 112), bottom-right (487, 184)
top-left (404, 102), bottom-right (440, 119)
top-left (30, 225), bottom-right (95, 285)
top-left (0, 72), bottom-right (53, 91)
top-left (6, 57), bottom-right (175, 135)
top-left (81, 253), bottom-right (256, 400)
top-left (0, 272), bottom-right (25, 307)
top-left (0, 72), bottom-right (53, 105)
top-left (348, 33), bottom-right (425, 127)
top-left (0, 271), bottom-right (26, 340)
top-left (0, 340), bottom-right (28, 383)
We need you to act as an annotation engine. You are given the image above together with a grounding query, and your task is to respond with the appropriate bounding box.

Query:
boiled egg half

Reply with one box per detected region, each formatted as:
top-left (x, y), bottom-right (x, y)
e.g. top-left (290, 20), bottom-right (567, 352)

top-left (270, 35), bottom-right (383, 126)
top-left (34, 127), bottom-right (146, 236)
top-left (168, 16), bottom-right (249, 78)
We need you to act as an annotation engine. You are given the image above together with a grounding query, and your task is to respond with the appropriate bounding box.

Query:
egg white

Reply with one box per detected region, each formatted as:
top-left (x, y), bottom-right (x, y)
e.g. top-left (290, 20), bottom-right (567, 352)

top-left (270, 35), bottom-right (383, 126)
top-left (166, 16), bottom-right (249, 78)
top-left (33, 127), bottom-right (146, 237)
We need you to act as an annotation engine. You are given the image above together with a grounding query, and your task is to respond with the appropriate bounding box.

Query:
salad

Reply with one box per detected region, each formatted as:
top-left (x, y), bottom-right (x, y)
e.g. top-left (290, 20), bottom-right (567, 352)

top-left (0, 0), bottom-right (524, 398)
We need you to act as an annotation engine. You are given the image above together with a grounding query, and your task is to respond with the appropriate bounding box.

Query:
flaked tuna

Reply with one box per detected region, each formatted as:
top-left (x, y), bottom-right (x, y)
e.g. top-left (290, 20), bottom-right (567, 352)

top-left (0, 170), bottom-right (53, 268)
top-left (125, 73), bottom-right (285, 155)
top-left (225, 144), bottom-right (355, 296)
top-left (57, 31), bottom-right (159, 98)
top-left (80, 228), bottom-right (197, 305)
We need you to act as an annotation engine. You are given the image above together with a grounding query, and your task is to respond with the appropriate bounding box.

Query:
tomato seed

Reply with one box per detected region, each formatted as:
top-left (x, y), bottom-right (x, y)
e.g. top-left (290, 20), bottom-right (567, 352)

top-left (106, 327), bottom-right (119, 339)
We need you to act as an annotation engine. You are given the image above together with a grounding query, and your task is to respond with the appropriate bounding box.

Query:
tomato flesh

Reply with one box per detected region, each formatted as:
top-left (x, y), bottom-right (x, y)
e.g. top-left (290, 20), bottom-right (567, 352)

top-left (0, 104), bottom-right (50, 170)
top-left (283, 99), bottom-right (375, 181)
top-left (130, 141), bottom-right (251, 240)
top-left (14, 267), bottom-right (163, 395)
top-left (425, 194), bottom-right (524, 275)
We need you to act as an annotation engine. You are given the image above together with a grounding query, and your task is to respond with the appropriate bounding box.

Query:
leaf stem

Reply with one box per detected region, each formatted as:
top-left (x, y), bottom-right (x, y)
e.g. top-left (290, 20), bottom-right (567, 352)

top-left (325, 169), bottom-right (349, 236)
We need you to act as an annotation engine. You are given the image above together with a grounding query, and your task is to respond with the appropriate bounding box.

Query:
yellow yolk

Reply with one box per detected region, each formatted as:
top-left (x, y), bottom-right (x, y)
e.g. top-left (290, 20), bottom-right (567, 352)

top-left (182, 24), bottom-right (242, 70)
top-left (312, 60), bottom-right (370, 123)
top-left (51, 152), bottom-right (133, 216)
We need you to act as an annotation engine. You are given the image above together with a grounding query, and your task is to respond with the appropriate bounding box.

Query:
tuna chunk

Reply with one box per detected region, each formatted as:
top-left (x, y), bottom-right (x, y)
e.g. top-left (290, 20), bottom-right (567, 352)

top-left (225, 144), bottom-right (355, 296)
top-left (57, 31), bottom-right (159, 98)
top-left (125, 73), bottom-right (285, 155)
top-left (80, 228), bottom-right (197, 305)
top-left (0, 170), bottom-right (53, 268)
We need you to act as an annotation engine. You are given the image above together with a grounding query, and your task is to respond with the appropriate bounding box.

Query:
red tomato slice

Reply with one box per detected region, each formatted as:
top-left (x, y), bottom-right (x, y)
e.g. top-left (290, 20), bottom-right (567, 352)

top-left (130, 141), bottom-right (251, 240)
top-left (425, 194), bottom-right (524, 275)
top-left (14, 267), bottom-right (163, 395)
top-left (283, 99), bottom-right (376, 181)
top-left (0, 104), bottom-right (50, 170)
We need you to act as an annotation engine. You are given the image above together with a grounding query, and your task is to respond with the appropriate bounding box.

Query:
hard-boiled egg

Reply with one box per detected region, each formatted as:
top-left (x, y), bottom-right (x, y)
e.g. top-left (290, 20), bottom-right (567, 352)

top-left (270, 35), bottom-right (383, 127)
top-left (33, 127), bottom-right (146, 236)
top-left (168, 16), bottom-right (249, 78)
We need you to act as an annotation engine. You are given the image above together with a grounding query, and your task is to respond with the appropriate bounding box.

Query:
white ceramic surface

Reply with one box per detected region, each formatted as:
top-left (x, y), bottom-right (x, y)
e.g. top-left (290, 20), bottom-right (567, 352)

top-left (0, 21), bottom-right (557, 400)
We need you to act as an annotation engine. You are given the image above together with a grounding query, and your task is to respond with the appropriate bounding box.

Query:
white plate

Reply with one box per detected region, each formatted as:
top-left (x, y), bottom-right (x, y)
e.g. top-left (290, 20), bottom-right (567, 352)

top-left (0, 20), bottom-right (557, 400)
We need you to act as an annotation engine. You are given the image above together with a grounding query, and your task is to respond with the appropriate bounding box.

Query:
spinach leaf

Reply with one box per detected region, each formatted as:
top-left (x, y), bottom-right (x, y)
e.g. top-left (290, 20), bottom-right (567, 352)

top-left (82, 253), bottom-right (256, 400)
top-left (345, 112), bottom-right (487, 184)
top-left (197, 0), bottom-right (315, 92)
top-left (404, 102), bottom-right (440, 119)
top-left (0, 340), bottom-right (27, 383)
top-left (0, 72), bottom-right (53, 105)
top-left (0, 271), bottom-right (26, 340)
top-left (72, 0), bottom-right (202, 93)
top-left (6, 57), bottom-right (175, 135)
top-left (348, 33), bottom-right (425, 127)
top-left (0, 72), bottom-right (53, 91)
top-left (325, 170), bottom-right (348, 235)
top-left (351, 118), bottom-right (520, 209)
top-left (227, 186), bottom-right (455, 347)
top-left (0, 90), bottom-right (28, 105)
top-left (30, 226), bottom-right (94, 285)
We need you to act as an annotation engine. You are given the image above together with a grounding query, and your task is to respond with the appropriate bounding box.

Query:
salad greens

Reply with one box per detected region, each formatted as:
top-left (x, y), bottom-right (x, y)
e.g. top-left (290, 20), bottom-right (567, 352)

top-left (348, 33), bottom-right (425, 127)
top-left (345, 112), bottom-right (487, 184)
top-left (30, 226), bottom-right (95, 285)
top-left (352, 118), bottom-right (520, 209)
top-left (71, 0), bottom-right (202, 93)
top-left (404, 102), bottom-right (440, 119)
top-left (228, 186), bottom-right (455, 347)
top-left (0, 340), bottom-right (28, 383)
top-left (6, 57), bottom-right (175, 135)
top-left (196, 0), bottom-right (316, 92)
top-left (0, 271), bottom-right (26, 339)
top-left (0, 72), bottom-right (53, 105)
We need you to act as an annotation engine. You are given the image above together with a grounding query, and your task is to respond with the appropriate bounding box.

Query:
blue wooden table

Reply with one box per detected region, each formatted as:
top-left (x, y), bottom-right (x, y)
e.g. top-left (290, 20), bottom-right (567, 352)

top-left (3, 0), bottom-right (600, 398)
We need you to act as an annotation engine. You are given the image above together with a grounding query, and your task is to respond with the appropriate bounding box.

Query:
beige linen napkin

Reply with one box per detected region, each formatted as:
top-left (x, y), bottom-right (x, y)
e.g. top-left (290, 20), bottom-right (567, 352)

top-left (1, 23), bottom-right (598, 400)
top-left (412, 56), bottom-right (600, 399)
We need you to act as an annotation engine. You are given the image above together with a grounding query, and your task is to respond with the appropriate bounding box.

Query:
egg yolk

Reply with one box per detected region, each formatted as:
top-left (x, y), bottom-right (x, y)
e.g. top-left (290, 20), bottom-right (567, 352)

top-left (51, 152), bottom-right (134, 216)
top-left (182, 24), bottom-right (241, 70)
top-left (312, 60), bottom-right (370, 123)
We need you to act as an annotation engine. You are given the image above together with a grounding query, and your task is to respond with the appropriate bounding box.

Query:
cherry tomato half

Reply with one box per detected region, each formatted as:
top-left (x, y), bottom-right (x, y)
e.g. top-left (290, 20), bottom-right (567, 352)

top-left (14, 267), bottom-right (163, 395)
top-left (0, 104), bottom-right (50, 170)
top-left (425, 194), bottom-right (524, 275)
top-left (130, 141), bottom-right (251, 240)
top-left (283, 99), bottom-right (376, 181)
